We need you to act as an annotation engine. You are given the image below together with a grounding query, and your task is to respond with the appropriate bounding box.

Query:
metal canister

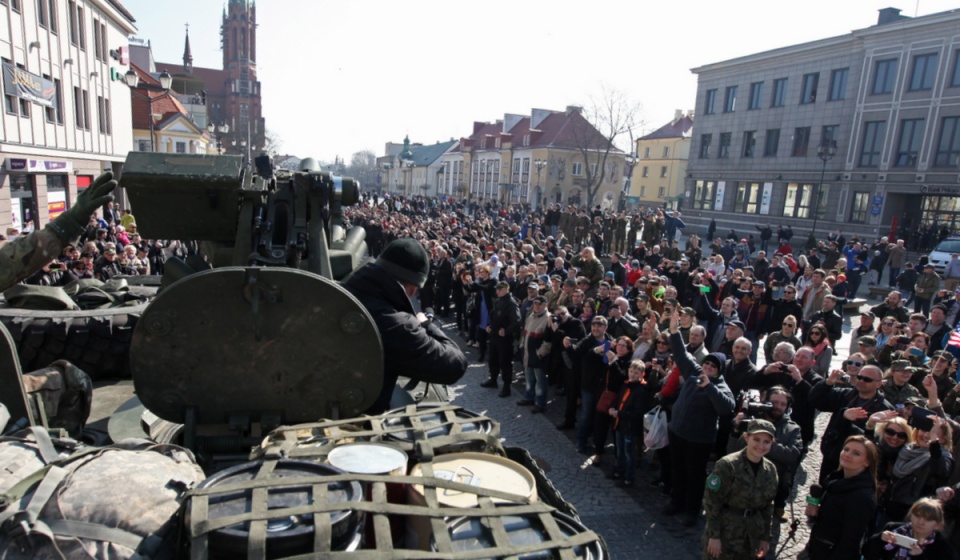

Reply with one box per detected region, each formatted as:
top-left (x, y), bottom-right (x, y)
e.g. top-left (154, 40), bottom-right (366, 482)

top-left (326, 442), bottom-right (408, 547)
top-left (191, 459), bottom-right (363, 558)
top-left (433, 511), bottom-right (605, 559)
top-left (380, 404), bottom-right (494, 454)
top-left (406, 452), bottom-right (538, 550)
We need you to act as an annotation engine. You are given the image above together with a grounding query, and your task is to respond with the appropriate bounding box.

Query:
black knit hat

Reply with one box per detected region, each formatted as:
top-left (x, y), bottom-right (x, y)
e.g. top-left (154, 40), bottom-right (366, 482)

top-left (376, 238), bottom-right (430, 288)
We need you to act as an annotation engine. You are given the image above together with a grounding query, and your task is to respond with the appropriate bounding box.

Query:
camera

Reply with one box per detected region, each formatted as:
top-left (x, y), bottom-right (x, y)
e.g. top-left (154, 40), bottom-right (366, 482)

top-left (779, 363), bottom-right (790, 373)
top-left (840, 373), bottom-right (851, 384)
top-left (552, 316), bottom-right (559, 324)
top-left (745, 401), bottom-right (775, 414)
top-left (897, 336), bottom-right (911, 344)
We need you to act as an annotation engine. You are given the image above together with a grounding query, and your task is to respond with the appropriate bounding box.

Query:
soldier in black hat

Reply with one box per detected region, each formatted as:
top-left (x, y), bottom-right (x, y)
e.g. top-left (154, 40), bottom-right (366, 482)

top-left (344, 237), bottom-right (467, 413)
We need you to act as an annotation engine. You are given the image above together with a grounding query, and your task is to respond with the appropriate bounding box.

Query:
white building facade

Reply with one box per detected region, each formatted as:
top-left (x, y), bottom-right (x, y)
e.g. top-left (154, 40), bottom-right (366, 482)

top-left (0, 0), bottom-right (136, 231)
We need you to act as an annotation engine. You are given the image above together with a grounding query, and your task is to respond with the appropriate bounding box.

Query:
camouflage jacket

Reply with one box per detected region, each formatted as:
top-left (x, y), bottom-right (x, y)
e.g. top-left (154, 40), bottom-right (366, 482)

top-left (703, 449), bottom-right (778, 543)
top-left (0, 227), bottom-right (68, 293)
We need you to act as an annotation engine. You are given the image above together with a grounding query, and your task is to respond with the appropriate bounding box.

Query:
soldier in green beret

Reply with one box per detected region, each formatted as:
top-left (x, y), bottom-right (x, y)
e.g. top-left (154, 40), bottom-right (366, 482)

top-left (703, 418), bottom-right (779, 560)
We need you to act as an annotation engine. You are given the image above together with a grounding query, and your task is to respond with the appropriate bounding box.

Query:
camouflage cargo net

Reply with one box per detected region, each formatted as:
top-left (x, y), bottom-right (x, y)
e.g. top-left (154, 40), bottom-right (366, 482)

top-left (181, 404), bottom-right (604, 558)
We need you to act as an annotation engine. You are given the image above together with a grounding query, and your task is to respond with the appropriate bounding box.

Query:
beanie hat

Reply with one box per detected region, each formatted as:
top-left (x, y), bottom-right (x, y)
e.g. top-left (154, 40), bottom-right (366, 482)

top-left (703, 352), bottom-right (726, 370)
top-left (376, 238), bottom-right (430, 288)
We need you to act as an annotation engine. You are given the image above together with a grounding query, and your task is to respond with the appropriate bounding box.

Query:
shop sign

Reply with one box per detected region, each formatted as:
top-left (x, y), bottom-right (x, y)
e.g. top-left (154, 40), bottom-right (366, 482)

top-left (48, 199), bottom-right (65, 220)
top-left (4, 158), bottom-right (72, 173)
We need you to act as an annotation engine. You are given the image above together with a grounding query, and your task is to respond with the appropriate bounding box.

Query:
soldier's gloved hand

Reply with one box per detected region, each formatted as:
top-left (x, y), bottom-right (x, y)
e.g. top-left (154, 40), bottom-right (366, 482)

top-left (49, 171), bottom-right (117, 241)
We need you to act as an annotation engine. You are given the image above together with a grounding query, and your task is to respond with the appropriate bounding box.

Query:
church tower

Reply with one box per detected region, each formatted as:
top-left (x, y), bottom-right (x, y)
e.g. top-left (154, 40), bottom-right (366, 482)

top-left (182, 28), bottom-right (193, 73)
top-left (219, 0), bottom-right (264, 158)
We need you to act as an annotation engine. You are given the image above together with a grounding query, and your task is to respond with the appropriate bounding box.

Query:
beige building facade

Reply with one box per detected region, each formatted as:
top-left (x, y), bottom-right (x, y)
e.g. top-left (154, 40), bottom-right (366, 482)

top-left (632, 111), bottom-right (692, 209)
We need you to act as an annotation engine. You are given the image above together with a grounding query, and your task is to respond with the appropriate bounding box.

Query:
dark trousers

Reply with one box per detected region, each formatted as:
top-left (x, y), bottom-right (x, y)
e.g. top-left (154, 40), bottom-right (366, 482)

top-left (436, 284), bottom-right (451, 316)
top-left (668, 430), bottom-right (713, 516)
top-left (487, 335), bottom-right (513, 385)
top-left (593, 412), bottom-right (615, 457)
top-left (563, 365), bottom-right (581, 424)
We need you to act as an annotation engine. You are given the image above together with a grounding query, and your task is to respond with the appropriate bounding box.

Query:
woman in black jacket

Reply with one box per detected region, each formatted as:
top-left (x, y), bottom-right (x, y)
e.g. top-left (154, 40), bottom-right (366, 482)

top-left (805, 435), bottom-right (879, 560)
top-left (862, 497), bottom-right (957, 560)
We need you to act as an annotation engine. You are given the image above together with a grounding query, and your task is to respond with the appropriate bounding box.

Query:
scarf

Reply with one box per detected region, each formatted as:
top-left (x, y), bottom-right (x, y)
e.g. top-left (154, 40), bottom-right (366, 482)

top-left (808, 337), bottom-right (830, 358)
top-left (892, 444), bottom-right (931, 478)
top-left (883, 523), bottom-right (936, 559)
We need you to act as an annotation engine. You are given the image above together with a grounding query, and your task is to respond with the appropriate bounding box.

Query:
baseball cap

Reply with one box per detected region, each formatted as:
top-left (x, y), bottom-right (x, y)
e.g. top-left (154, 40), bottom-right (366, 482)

top-left (858, 335), bottom-right (878, 347)
top-left (891, 360), bottom-right (912, 371)
top-left (745, 419), bottom-right (776, 438)
top-left (727, 320), bottom-right (746, 331)
top-left (495, 281), bottom-right (510, 290)
top-left (532, 295), bottom-right (547, 304)
top-left (860, 310), bottom-right (876, 318)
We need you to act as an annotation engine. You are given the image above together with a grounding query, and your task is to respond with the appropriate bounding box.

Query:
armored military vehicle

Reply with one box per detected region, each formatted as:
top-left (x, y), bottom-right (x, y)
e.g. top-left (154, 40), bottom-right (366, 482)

top-left (0, 152), bottom-right (607, 559)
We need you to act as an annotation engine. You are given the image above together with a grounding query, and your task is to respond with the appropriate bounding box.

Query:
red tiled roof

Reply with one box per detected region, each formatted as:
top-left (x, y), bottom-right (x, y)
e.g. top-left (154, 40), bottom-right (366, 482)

top-left (457, 108), bottom-right (621, 154)
top-left (129, 63), bottom-right (192, 131)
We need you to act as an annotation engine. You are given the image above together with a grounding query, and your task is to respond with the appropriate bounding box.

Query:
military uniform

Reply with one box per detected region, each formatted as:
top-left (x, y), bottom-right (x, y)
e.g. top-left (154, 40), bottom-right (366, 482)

top-left (703, 448), bottom-right (778, 560)
top-left (0, 172), bottom-right (117, 293)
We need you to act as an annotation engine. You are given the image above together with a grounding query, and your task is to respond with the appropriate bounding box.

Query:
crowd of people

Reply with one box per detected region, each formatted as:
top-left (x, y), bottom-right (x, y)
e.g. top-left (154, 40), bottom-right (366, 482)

top-left (345, 195), bottom-right (960, 559)
top-left (7, 203), bottom-right (186, 286)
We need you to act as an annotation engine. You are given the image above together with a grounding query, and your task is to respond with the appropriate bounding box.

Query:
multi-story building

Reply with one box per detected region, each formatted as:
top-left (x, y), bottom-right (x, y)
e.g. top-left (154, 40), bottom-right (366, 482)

top-left (379, 136), bottom-right (456, 198)
top-left (686, 7), bottom-right (960, 240)
top-left (0, 0), bottom-right (137, 232)
top-left (633, 110), bottom-right (693, 209)
top-left (439, 106), bottom-right (624, 210)
top-left (127, 62), bottom-right (210, 155)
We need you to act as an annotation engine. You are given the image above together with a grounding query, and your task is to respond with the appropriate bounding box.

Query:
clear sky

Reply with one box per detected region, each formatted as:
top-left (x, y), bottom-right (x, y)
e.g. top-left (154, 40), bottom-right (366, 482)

top-left (122, 0), bottom-right (950, 162)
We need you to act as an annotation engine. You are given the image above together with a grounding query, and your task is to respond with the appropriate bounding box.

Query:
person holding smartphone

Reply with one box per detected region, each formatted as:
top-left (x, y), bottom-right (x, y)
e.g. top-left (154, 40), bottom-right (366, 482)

top-left (861, 497), bottom-right (956, 559)
top-left (662, 311), bottom-right (735, 527)
top-left (877, 412), bottom-right (954, 525)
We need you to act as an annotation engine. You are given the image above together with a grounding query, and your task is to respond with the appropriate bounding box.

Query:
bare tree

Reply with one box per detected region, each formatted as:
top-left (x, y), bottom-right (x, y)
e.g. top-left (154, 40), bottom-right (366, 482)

top-left (569, 87), bottom-right (642, 209)
top-left (264, 128), bottom-right (283, 155)
top-left (346, 150), bottom-right (378, 188)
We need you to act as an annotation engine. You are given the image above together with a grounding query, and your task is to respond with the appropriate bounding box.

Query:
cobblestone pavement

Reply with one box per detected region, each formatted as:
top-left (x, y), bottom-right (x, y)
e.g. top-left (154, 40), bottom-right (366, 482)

top-left (436, 313), bottom-right (851, 559)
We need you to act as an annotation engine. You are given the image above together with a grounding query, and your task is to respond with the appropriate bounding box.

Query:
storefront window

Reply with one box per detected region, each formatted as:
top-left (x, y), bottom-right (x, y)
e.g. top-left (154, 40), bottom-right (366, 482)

top-left (735, 182), bottom-right (761, 214)
top-left (921, 196), bottom-right (960, 233)
top-left (8, 173), bottom-right (37, 230)
top-left (691, 180), bottom-right (715, 210)
top-left (47, 174), bottom-right (68, 221)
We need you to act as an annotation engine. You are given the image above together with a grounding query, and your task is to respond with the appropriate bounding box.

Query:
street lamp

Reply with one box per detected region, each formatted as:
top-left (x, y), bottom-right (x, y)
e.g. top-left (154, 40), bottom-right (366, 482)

top-left (207, 122), bottom-right (230, 154)
top-left (811, 139), bottom-right (838, 240)
top-left (621, 152), bottom-right (639, 211)
top-left (534, 158), bottom-right (546, 209)
top-left (125, 69), bottom-right (172, 152)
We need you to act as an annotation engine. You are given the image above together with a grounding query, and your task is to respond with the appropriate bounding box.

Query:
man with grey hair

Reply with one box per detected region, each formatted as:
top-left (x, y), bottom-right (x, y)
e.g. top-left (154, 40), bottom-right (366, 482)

top-left (687, 325), bottom-right (709, 365)
top-left (763, 315), bottom-right (803, 363)
top-left (754, 346), bottom-right (824, 450)
top-left (770, 341), bottom-right (797, 365)
top-left (607, 297), bottom-right (639, 339)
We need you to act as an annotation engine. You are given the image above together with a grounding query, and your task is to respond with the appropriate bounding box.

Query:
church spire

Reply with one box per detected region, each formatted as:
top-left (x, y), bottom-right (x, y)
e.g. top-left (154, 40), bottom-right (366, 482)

top-left (183, 24), bottom-right (193, 73)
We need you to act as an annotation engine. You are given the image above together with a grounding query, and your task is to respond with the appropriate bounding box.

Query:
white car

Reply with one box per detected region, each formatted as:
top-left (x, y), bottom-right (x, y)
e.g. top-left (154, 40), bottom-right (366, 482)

top-left (927, 236), bottom-right (960, 275)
